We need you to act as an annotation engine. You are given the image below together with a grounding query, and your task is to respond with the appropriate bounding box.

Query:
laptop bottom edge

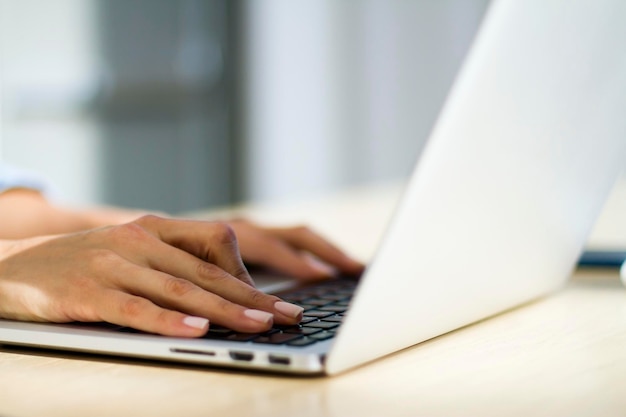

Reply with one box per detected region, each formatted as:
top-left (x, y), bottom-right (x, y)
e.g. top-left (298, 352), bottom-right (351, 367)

top-left (0, 320), bottom-right (328, 376)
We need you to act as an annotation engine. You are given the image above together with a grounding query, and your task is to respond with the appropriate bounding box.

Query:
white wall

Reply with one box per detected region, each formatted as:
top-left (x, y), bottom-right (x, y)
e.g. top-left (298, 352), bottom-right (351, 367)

top-left (0, 0), bottom-right (231, 212)
top-left (241, 0), bottom-right (490, 203)
top-left (240, 1), bottom-right (341, 202)
top-left (0, 0), bottom-right (103, 205)
top-left (2, 0), bottom-right (491, 208)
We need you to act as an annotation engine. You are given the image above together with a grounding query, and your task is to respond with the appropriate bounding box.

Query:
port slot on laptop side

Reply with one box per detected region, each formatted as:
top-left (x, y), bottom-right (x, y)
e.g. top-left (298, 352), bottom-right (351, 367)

top-left (268, 355), bottom-right (291, 366)
top-left (170, 348), bottom-right (216, 356)
top-left (229, 351), bottom-right (254, 362)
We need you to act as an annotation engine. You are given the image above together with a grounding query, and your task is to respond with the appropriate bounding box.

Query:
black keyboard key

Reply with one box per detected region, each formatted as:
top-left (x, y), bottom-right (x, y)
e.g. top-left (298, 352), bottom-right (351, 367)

top-left (333, 290), bottom-right (355, 297)
top-left (299, 316), bottom-right (319, 324)
top-left (321, 315), bottom-right (343, 323)
top-left (203, 325), bottom-right (233, 336)
top-left (283, 294), bottom-right (312, 303)
top-left (319, 305), bottom-right (347, 313)
top-left (303, 310), bottom-right (334, 318)
top-left (283, 326), bottom-right (322, 336)
top-left (226, 329), bottom-right (278, 342)
top-left (305, 299), bottom-right (332, 306)
top-left (319, 294), bottom-right (349, 302)
top-left (309, 331), bottom-right (335, 341)
top-left (287, 337), bottom-right (318, 347)
top-left (252, 333), bottom-right (303, 345)
top-left (273, 324), bottom-right (300, 331)
top-left (226, 333), bottom-right (261, 342)
top-left (303, 321), bottom-right (339, 330)
top-left (203, 329), bottom-right (233, 339)
top-left (208, 326), bottom-right (232, 334)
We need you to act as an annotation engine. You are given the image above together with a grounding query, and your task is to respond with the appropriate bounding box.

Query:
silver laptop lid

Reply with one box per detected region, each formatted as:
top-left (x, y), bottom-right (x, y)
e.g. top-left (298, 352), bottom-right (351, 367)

top-left (327, 0), bottom-right (626, 374)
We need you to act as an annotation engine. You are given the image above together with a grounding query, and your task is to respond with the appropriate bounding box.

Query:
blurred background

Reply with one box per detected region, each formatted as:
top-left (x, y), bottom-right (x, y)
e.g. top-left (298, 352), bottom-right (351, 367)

top-left (0, 0), bottom-right (489, 214)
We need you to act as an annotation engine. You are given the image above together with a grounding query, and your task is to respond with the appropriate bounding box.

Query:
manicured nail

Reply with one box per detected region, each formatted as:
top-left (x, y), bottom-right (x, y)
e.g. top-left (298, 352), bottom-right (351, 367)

top-left (274, 301), bottom-right (304, 319)
top-left (244, 309), bottom-right (274, 325)
top-left (183, 316), bottom-right (209, 330)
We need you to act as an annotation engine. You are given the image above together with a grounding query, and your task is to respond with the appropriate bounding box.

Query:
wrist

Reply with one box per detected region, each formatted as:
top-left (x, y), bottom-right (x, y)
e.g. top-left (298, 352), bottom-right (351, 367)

top-left (75, 207), bottom-right (159, 229)
top-left (0, 235), bottom-right (56, 262)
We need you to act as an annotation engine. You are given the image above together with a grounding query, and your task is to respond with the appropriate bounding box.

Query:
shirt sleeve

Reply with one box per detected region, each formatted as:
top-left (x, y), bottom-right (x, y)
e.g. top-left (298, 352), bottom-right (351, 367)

top-left (0, 163), bottom-right (50, 195)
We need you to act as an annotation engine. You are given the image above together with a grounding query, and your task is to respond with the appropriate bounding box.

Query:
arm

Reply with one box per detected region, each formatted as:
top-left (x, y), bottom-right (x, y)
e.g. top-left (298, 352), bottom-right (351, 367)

top-left (0, 188), bottom-right (146, 239)
top-left (0, 189), bottom-right (364, 279)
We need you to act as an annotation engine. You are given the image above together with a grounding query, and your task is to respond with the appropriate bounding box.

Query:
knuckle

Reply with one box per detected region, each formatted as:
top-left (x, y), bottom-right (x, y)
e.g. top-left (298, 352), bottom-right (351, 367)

top-left (163, 277), bottom-right (196, 298)
top-left (210, 221), bottom-right (237, 244)
top-left (106, 222), bottom-right (150, 244)
top-left (154, 309), bottom-right (172, 328)
top-left (136, 214), bottom-right (163, 225)
top-left (195, 262), bottom-right (248, 289)
top-left (248, 288), bottom-right (274, 305)
top-left (119, 297), bottom-right (146, 318)
top-left (195, 262), bottom-right (224, 281)
top-left (233, 266), bottom-right (252, 282)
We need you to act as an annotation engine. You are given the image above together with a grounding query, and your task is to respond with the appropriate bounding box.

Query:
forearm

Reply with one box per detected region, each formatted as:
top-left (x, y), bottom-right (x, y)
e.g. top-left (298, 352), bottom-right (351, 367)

top-left (0, 189), bottom-right (150, 239)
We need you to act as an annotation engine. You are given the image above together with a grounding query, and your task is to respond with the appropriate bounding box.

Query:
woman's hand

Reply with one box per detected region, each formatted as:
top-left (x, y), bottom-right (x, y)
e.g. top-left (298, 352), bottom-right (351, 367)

top-left (228, 219), bottom-right (364, 279)
top-left (0, 216), bottom-right (306, 337)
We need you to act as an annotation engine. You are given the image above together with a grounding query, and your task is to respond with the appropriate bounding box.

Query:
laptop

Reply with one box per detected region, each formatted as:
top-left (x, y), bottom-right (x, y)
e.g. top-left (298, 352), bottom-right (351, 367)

top-left (2, 0), bottom-right (626, 375)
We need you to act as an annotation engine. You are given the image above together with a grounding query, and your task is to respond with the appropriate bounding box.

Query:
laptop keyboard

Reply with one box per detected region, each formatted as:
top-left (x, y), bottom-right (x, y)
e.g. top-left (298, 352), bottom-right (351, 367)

top-left (201, 278), bottom-right (357, 347)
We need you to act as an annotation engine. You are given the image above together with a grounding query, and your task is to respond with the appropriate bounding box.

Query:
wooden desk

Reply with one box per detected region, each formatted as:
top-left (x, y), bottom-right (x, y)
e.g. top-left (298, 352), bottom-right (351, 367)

top-left (2, 181), bottom-right (626, 417)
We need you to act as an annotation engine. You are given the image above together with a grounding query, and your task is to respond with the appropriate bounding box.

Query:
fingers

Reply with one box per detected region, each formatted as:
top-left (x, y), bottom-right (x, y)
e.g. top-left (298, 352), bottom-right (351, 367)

top-left (92, 256), bottom-right (277, 335)
top-left (96, 290), bottom-right (210, 337)
top-left (137, 216), bottom-right (254, 286)
top-left (247, 226), bottom-right (364, 280)
top-left (247, 237), bottom-right (336, 280)
top-left (113, 268), bottom-right (278, 333)
top-left (98, 217), bottom-right (302, 332)
top-left (125, 241), bottom-right (303, 326)
top-left (269, 226), bottom-right (364, 274)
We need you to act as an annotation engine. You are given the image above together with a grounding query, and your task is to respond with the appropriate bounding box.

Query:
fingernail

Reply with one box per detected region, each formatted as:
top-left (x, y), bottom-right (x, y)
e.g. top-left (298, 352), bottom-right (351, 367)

top-left (244, 309), bottom-right (274, 325)
top-left (274, 301), bottom-right (304, 319)
top-left (183, 316), bottom-right (209, 330)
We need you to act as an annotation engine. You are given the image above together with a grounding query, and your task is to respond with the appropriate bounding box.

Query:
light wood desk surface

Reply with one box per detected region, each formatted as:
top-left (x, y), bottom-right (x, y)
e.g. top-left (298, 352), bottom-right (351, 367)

top-left (2, 181), bottom-right (626, 417)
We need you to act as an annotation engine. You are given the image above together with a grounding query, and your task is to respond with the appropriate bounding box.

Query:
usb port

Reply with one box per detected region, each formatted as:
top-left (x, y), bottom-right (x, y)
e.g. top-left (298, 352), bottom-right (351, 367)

top-left (268, 355), bottom-right (291, 366)
top-left (229, 351), bottom-right (254, 362)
